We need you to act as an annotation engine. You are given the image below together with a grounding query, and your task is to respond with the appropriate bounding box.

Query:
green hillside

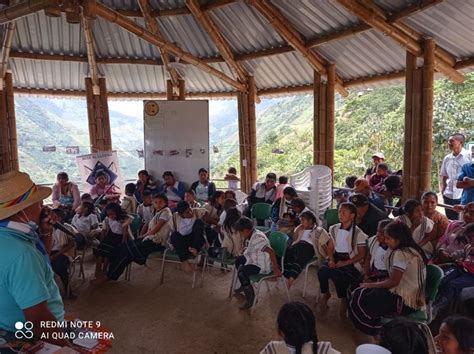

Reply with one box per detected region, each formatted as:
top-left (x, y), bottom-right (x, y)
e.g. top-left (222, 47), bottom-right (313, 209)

top-left (15, 73), bottom-right (474, 190)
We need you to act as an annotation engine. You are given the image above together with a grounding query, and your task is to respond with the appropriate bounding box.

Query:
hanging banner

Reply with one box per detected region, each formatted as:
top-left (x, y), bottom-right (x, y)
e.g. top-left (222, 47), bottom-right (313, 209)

top-left (76, 151), bottom-right (123, 195)
top-left (66, 146), bottom-right (80, 155)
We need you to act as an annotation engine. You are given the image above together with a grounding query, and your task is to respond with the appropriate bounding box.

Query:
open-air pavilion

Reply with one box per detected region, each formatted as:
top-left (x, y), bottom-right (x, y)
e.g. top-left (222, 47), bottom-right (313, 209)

top-left (0, 0), bottom-right (473, 352)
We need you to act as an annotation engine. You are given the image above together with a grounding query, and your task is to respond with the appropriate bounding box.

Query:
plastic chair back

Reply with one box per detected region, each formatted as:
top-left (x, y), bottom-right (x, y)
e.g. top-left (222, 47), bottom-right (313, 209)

top-left (251, 203), bottom-right (272, 220)
top-left (324, 208), bottom-right (339, 227)
top-left (426, 264), bottom-right (444, 302)
top-left (268, 231), bottom-right (289, 258)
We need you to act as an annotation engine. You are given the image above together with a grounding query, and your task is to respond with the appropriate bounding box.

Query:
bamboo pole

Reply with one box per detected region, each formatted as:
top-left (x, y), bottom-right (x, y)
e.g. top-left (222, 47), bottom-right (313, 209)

top-left (91, 2), bottom-right (246, 92)
top-left (237, 92), bottom-right (247, 192)
top-left (0, 22), bottom-right (15, 79)
top-left (99, 78), bottom-right (112, 151)
top-left (326, 64), bottom-right (336, 173)
top-left (178, 79), bottom-right (186, 100)
top-left (313, 71), bottom-right (321, 165)
top-left (85, 78), bottom-right (98, 152)
top-left (409, 68), bottom-right (423, 198)
top-left (402, 52), bottom-right (416, 201)
top-left (166, 80), bottom-right (174, 100)
top-left (186, 0), bottom-right (248, 83)
top-left (138, 0), bottom-right (180, 89)
top-left (319, 83), bottom-right (327, 166)
top-left (4, 73), bottom-right (18, 170)
top-left (247, 76), bottom-right (257, 184)
top-left (82, 17), bottom-right (100, 93)
top-left (0, 0), bottom-right (56, 24)
top-left (0, 89), bottom-right (8, 173)
top-left (419, 39), bottom-right (435, 194)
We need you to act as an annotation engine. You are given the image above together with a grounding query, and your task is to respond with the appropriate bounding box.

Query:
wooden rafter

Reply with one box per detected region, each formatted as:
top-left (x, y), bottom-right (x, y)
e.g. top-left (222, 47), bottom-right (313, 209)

top-left (336, 0), bottom-right (464, 84)
top-left (249, 0), bottom-right (348, 97)
top-left (186, 0), bottom-right (247, 83)
top-left (0, 0), bottom-right (57, 24)
top-left (82, 16), bottom-right (100, 93)
top-left (89, 2), bottom-right (246, 92)
top-left (0, 21), bottom-right (15, 80)
top-left (138, 0), bottom-right (180, 90)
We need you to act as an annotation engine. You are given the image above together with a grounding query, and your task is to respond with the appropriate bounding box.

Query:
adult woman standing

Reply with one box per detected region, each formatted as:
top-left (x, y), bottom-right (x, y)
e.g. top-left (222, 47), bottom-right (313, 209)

top-left (52, 172), bottom-right (80, 212)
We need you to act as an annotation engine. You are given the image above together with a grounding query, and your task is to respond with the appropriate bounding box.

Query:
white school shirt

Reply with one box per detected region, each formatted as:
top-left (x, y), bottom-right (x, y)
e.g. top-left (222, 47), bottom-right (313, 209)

top-left (72, 213), bottom-right (98, 236)
top-left (335, 228), bottom-right (351, 253)
top-left (440, 149), bottom-right (471, 199)
top-left (300, 229), bottom-right (313, 245)
top-left (228, 180), bottom-right (239, 190)
top-left (138, 204), bottom-right (154, 224)
top-left (178, 218), bottom-right (195, 236)
top-left (105, 218), bottom-right (123, 235)
top-left (244, 230), bottom-right (271, 273)
top-left (373, 246), bottom-right (387, 271)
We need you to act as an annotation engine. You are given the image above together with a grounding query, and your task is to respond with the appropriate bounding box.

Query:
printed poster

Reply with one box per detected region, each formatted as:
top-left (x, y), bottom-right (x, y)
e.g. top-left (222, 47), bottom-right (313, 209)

top-left (76, 151), bottom-right (123, 195)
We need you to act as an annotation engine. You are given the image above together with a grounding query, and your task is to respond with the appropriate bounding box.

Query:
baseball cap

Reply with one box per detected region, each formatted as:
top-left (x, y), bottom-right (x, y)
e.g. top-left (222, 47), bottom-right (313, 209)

top-left (349, 193), bottom-right (369, 207)
top-left (372, 152), bottom-right (385, 159)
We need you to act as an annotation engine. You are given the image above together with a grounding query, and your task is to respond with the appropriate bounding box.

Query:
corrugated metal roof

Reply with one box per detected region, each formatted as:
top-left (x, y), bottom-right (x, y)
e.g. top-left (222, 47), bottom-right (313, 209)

top-left (5, 0), bottom-right (474, 95)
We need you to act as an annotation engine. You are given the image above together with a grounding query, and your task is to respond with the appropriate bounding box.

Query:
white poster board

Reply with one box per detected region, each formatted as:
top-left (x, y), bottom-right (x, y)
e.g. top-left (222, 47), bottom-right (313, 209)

top-left (144, 100), bottom-right (209, 187)
top-left (76, 151), bottom-right (123, 195)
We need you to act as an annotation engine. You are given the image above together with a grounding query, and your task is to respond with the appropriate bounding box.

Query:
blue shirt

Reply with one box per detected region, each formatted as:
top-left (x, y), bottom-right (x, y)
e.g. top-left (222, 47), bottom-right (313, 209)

top-left (457, 163), bottom-right (474, 205)
top-left (0, 224), bottom-right (64, 332)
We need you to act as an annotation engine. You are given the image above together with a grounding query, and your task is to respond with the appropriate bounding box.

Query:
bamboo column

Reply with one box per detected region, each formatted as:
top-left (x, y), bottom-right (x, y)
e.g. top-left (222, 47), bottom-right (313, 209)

top-left (312, 71), bottom-right (321, 165)
top-left (178, 79), bottom-right (186, 100)
top-left (237, 91), bottom-right (251, 193)
top-left (419, 38), bottom-right (435, 193)
top-left (0, 72), bottom-right (19, 173)
top-left (166, 80), bottom-right (174, 100)
top-left (326, 64), bottom-right (336, 173)
top-left (85, 77), bottom-right (112, 152)
top-left (247, 76), bottom-right (257, 185)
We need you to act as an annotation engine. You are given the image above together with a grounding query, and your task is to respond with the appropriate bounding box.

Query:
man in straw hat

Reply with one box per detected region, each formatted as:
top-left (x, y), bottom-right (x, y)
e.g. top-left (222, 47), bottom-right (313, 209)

top-left (0, 171), bottom-right (69, 346)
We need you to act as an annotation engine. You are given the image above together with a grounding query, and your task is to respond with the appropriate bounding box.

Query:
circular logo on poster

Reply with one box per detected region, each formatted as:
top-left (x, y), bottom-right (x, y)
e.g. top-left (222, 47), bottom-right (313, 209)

top-left (145, 101), bottom-right (159, 117)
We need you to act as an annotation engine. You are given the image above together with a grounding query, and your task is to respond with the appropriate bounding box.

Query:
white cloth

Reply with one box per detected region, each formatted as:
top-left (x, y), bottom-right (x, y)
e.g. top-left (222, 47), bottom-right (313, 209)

top-left (244, 230), bottom-right (271, 273)
top-left (300, 229), bottom-right (313, 245)
top-left (195, 183), bottom-right (208, 202)
top-left (228, 180), bottom-right (238, 190)
top-left (178, 218), bottom-right (194, 236)
top-left (373, 246), bottom-right (387, 271)
top-left (440, 149), bottom-right (471, 199)
top-left (260, 340), bottom-right (340, 354)
top-left (137, 204), bottom-right (154, 225)
top-left (71, 214), bottom-right (98, 236)
top-left (106, 218), bottom-right (123, 235)
top-left (335, 228), bottom-right (351, 253)
top-left (143, 208), bottom-right (172, 244)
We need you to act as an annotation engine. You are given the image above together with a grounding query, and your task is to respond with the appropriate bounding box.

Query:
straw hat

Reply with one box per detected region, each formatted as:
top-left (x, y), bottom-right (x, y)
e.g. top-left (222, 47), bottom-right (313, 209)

top-left (0, 171), bottom-right (52, 220)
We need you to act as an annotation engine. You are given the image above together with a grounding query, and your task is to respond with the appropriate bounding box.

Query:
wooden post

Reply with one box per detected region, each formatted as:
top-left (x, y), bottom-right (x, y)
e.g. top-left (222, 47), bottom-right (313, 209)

top-left (313, 71), bottom-right (321, 165)
top-left (247, 76), bottom-right (257, 185)
top-left (166, 79), bottom-right (174, 100)
top-left (402, 52), bottom-right (416, 201)
top-left (237, 91), bottom-right (251, 193)
top-left (419, 38), bottom-right (435, 194)
top-left (319, 82), bottom-right (327, 166)
top-left (409, 68), bottom-right (422, 198)
top-left (326, 64), bottom-right (336, 173)
top-left (178, 79), bottom-right (186, 100)
top-left (85, 77), bottom-right (112, 152)
top-left (0, 72), bottom-right (18, 173)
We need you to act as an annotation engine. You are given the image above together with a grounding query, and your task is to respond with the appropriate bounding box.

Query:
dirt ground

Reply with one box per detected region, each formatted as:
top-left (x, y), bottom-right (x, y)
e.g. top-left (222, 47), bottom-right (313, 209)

top-left (65, 253), bottom-right (366, 354)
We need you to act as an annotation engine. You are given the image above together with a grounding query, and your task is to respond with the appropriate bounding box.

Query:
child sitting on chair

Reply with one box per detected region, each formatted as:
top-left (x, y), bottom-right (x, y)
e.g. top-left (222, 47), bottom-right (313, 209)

top-left (220, 207), bottom-right (243, 258)
top-left (137, 191), bottom-right (154, 234)
top-left (234, 217), bottom-right (281, 310)
top-left (94, 202), bottom-right (132, 278)
top-left (185, 189), bottom-right (201, 208)
top-left (72, 201), bottom-right (99, 243)
top-left (284, 211), bottom-right (333, 288)
top-left (121, 183), bottom-right (137, 215)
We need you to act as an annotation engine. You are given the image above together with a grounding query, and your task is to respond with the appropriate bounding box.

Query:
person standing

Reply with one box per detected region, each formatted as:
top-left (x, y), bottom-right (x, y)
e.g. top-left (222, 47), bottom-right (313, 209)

top-left (440, 133), bottom-right (471, 220)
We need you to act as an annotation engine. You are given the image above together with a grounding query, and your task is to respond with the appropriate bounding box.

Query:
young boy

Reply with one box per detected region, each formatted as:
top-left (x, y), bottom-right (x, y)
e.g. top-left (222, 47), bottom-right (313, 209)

top-left (122, 183), bottom-right (138, 215)
top-left (275, 176), bottom-right (289, 200)
top-left (224, 167), bottom-right (240, 190)
top-left (185, 189), bottom-right (201, 208)
top-left (234, 217), bottom-right (281, 310)
top-left (137, 191), bottom-right (154, 234)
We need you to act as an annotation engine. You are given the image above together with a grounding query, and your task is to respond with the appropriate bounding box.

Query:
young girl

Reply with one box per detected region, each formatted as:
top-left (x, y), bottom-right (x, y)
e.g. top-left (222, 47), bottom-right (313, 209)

top-left (94, 202), bottom-right (131, 278)
top-left (284, 211), bottom-right (333, 288)
top-left (260, 302), bottom-right (340, 354)
top-left (395, 199), bottom-right (436, 258)
top-left (185, 190), bottom-right (201, 208)
top-left (317, 202), bottom-right (367, 312)
top-left (72, 201), bottom-right (99, 242)
top-left (224, 167), bottom-right (240, 190)
top-left (137, 192), bottom-right (154, 234)
top-left (363, 219), bottom-right (391, 282)
top-left (204, 191), bottom-right (225, 253)
top-left (435, 316), bottom-right (474, 354)
top-left (378, 318), bottom-right (433, 354)
top-left (219, 207), bottom-right (243, 257)
top-left (348, 222), bottom-right (427, 336)
top-left (90, 171), bottom-right (120, 204)
top-left (271, 187), bottom-right (298, 234)
top-left (121, 183), bottom-right (137, 215)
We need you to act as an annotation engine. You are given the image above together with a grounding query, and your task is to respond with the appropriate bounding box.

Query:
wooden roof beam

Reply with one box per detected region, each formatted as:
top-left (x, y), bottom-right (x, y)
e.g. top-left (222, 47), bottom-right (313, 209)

top-left (137, 0), bottom-right (180, 89)
top-left (0, 0), bottom-right (58, 24)
top-left (186, 0), bottom-right (247, 83)
top-left (336, 0), bottom-right (463, 84)
top-left (82, 16), bottom-right (100, 94)
top-left (89, 2), bottom-right (246, 92)
top-left (0, 21), bottom-right (15, 81)
top-left (249, 0), bottom-right (348, 97)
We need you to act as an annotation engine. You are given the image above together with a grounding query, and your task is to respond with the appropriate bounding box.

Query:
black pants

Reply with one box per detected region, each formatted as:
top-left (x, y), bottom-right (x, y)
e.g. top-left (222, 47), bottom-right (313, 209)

top-left (95, 231), bottom-right (123, 259)
top-left (235, 256), bottom-right (260, 287)
top-left (170, 219), bottom-right (205, 261)
top-left (107, 239), bottom-right (165, 281)
top-left (51, 252), bottom-right (70, 291)
top-left (317, 252), bottom-right (361, 298)
top-left (283, 241), bottom-right (315, 279)
top-left (443, 195), bottom-right (460, 220)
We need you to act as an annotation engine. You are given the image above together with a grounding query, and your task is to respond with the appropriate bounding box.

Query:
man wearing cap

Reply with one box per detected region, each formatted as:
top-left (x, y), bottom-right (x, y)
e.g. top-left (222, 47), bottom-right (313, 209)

top-left (0, 171), bottom-right (68, 346)
top-left (349, 194), bottom-right (388, 237)
top-left (364, 152), bottom-right (386, 180)
top-left (440, 133), bottom-right (471, 219)
top-left (353, 178), bottom-right (386, 213)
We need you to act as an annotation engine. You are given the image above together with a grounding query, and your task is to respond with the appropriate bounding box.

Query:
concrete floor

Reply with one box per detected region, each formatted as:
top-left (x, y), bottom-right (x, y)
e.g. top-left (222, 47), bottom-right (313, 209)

top-left (65, 254), bottom-right (364, 354)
